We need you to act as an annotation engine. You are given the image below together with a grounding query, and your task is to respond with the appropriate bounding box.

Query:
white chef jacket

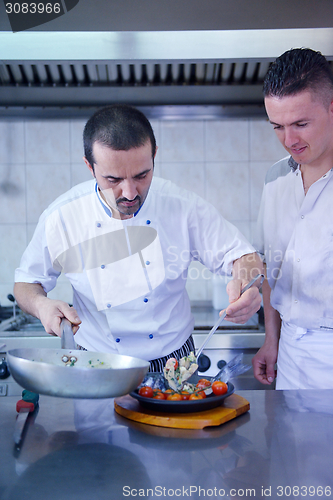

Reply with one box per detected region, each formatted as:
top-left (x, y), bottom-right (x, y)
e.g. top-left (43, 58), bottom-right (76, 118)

top-left (254, 156), bottom-right (333, 331)
top-left (254, 156), bottom-right (333, 389)
top-left (15, 176), bottom-right (255, 360)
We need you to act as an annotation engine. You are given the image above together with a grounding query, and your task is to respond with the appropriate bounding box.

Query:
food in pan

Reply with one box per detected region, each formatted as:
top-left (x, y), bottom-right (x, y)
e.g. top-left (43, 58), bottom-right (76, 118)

top-left (163, 352), bottom-right (198, 391)
top-left (61, 354), bottom-right (112, 369)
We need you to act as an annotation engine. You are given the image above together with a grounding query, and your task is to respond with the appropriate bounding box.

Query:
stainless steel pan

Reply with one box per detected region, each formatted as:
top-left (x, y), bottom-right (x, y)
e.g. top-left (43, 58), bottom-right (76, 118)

top-left (7, 319), bottom-right (149, 399)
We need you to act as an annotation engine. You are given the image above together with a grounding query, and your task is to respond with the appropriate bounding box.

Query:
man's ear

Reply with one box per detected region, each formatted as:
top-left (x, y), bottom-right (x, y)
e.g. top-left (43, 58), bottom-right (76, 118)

top-left (83, 156), bottom-right (95, 177)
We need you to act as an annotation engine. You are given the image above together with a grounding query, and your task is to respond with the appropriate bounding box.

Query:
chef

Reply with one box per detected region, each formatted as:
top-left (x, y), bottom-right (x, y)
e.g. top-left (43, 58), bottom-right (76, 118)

top-left (14, 104), bottom-right (262, 370)
top-left (252, 48), bottom-right (333, 389)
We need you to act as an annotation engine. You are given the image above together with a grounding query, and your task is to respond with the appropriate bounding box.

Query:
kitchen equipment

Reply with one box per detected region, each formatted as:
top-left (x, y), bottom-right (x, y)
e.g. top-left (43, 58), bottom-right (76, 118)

top-left (14, 390), bottom-right (39, 448)
top-left (195, 273), bottom-right (265, 360)
top-left (115, 392), bottom-right (249, 429)
top-left (61, 318), bottom-right (76, 350)
top-left (7, 321), bottom-right (149, 398)
top-left (7, 348), bottom-right (149, 398)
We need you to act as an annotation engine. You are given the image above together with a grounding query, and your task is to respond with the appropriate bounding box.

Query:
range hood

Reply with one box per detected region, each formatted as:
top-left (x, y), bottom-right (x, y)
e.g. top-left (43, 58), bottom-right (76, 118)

top-left (1, 0), bottom-right (333, 118)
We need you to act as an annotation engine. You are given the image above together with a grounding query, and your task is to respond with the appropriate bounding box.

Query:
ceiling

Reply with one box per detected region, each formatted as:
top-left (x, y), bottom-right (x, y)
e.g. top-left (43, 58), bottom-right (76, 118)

top-left (1, 0), bottom-right (333, 117)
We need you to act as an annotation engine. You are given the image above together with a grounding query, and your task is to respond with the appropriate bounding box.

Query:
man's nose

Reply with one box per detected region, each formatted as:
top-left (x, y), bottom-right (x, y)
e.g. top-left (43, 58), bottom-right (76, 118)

top-left (122, 180), bottom-right (138, 200)
top-left (284, 128), bottom-right (299, 149)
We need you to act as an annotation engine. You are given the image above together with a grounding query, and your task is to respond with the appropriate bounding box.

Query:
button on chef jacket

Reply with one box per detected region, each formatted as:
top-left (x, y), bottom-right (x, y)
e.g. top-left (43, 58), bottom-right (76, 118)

top-left (15, 177), bottom-right (255, 360)
top-left (253, 156), bottom-right (333, 331)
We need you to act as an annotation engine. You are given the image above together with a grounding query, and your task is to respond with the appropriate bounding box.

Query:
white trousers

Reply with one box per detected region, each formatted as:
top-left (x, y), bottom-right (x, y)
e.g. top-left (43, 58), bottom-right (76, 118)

top-left (276, 321), bottom-right (333, 390)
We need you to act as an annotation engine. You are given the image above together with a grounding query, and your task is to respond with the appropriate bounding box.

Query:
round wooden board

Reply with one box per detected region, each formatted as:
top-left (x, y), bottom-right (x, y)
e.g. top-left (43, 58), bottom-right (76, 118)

top-left (114, 393), bottom-right (250, 430)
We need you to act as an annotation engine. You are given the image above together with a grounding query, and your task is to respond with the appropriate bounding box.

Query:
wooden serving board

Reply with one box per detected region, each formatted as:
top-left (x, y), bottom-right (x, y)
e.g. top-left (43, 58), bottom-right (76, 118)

top-left (114, 394), bottom-right (250, 430)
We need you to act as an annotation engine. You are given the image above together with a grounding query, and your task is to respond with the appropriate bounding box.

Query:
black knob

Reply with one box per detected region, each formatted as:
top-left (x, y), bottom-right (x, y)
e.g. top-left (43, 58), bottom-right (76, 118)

top-left (217, 360), bottom-right (227, 370)
top-left (198, 354), bottom-right (211, 372)
top-left (0, 359), bottom-right (10, 379)
top-left (7, 294), bottom-right (15, 303)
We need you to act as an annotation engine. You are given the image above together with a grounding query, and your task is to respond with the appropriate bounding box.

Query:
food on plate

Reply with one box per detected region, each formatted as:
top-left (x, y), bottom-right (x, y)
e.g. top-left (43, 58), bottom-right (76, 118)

top-left (189, 393), bottom-right (204, 400)
top-left (180, 391), bottom-right (190, 400)
top-left (167, 393), bottom-right (182, 401)
top-left (163, 352), bottom-right (198, 391)
top-left (211, 381), bottom-right (228, 396)
top-left (196, 378), bottom-right (212, 390)
top-left (138, 373), bottom-right (168, 392)
top-left (135, 353), bottom-right (232, 404)
top-left (153, 391), bottom-right (166, 400)
top-left (138, 386), bottom-right (154, 398)
top-left (136, 377), bottom-right (225, 402)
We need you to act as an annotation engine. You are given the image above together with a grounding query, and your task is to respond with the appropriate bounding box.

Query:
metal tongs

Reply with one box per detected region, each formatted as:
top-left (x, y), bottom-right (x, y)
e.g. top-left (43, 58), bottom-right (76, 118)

top-left (196, 273), bottom-right (264, 360)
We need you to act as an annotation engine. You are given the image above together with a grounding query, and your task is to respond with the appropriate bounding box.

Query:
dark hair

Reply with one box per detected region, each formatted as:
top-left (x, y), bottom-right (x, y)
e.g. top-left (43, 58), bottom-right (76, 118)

top-left (83, 104), bottom-right (157, 168)
top-left (263, 48), bottom-right (333, 106)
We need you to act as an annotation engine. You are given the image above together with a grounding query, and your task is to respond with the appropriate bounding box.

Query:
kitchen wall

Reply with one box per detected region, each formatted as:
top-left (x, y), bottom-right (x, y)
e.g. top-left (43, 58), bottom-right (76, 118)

top-left (0, 115), bottom-right (286, 307)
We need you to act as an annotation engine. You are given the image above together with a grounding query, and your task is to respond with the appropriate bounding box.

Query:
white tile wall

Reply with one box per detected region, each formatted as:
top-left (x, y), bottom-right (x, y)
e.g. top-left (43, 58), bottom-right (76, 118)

top-left (0, 115), bottom-right (287, 306)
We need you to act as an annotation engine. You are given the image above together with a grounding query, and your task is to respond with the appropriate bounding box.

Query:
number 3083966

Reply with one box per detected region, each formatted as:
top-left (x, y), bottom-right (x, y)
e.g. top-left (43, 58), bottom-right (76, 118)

top-left (5, 2), bottom-right (62, 14)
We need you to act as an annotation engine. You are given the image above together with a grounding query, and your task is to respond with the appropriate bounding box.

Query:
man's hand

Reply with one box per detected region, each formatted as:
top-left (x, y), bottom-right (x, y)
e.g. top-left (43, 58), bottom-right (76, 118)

top-left (13, 282), bottom-right (81, 337)
top-left (252, 341), bottom-right (278, 385)
top-left (224, 252), bottom-right (264, 323)
top-left (37, 297), bottom-right (81, 337)
top-left (251, 274), bottom-right (280, 385)
top-left (223, 278), bottom-right (262, 324)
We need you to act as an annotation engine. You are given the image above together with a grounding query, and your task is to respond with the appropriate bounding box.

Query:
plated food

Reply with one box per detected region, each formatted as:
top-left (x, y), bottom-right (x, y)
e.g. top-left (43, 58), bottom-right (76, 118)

top-left (138, 377), bottom-right (228, 400)
top-left (163, 352), bottom-right (198, 391)
top-left (131, 374), bottom-right (234, 413)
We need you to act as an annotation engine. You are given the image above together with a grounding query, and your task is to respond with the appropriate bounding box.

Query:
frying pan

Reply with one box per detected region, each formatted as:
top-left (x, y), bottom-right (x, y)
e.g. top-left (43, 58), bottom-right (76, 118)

top-left (7, 319), bottom-right (149, 399)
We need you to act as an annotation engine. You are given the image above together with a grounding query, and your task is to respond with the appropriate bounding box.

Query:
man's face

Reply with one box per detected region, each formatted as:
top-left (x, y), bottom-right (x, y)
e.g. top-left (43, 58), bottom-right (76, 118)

top-left (85, 141), bottom-right (154, 219)
top-left (265, 91), bottom-right (333, 168)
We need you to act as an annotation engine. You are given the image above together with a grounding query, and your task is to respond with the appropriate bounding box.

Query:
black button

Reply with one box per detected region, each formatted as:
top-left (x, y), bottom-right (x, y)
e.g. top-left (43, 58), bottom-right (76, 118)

top-left (217, 359), bottom-right (227, 370)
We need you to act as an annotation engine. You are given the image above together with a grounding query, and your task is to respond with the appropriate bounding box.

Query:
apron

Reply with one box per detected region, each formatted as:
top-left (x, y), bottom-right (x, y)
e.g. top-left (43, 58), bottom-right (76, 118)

top-left (276, 321), bottom-right (333, 390)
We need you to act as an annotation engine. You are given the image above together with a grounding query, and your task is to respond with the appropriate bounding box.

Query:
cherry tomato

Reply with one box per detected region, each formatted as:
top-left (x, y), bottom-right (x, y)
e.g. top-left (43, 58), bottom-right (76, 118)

top-left (189, 393), bottom-right (204, 400)
top-left (153, 391), bottom-right (166, 400)
top-left (211, 381), bottom-right (228, 396)
top-left (196, 378), bottom-right (211, 390)
top-left (180, 391), bottom-right (190, 400)
top-left (164, 389), bottom-right (174, 395)
top-left (167, 393), bottom-right (182, 401)
top-left (138, 386), bottom-right (154, 398)
top-left (196, 390), bottom-right (206, 399)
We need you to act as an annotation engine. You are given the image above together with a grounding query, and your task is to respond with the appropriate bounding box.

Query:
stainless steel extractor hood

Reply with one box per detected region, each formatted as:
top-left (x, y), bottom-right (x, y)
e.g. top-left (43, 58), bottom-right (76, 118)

top-left (1, 0), bottom-right (333, 118)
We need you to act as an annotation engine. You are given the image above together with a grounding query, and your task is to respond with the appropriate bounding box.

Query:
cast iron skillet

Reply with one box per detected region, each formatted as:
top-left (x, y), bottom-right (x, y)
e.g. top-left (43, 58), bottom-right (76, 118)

top-left (130, 374), bottom-right (234, 413)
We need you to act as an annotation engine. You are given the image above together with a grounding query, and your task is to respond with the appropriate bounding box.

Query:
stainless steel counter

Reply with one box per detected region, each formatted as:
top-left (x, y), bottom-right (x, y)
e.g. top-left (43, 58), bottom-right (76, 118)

top-left (1, 390), bottom-right (332, 500)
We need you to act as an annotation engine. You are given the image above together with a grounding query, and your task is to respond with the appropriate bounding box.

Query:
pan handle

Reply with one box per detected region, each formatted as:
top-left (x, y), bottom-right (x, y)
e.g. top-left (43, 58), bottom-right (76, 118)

top-left (61, 318), bottom-right (76, 350)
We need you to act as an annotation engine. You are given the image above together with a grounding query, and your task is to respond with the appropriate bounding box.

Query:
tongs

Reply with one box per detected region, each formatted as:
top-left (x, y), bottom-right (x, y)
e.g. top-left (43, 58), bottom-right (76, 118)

top-left (196, 273), bottom-right (264, 360)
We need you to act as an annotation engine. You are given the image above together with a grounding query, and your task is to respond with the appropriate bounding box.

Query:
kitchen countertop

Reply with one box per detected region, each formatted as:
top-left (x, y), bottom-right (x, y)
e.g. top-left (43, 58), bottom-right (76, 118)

top-left (1, 390), bottom-right (332, 500)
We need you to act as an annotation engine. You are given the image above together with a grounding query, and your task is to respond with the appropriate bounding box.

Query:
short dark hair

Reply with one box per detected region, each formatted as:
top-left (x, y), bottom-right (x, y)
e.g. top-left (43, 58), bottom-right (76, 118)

top-left (83, 104), bottom-right (157, 168)
top-left (263, 48), bottom-right (333, 106)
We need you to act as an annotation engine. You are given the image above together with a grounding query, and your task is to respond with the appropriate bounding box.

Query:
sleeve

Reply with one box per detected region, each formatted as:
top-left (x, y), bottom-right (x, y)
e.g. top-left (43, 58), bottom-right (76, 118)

top-left (14, 212), bottom-right (61, 293)
top-left (188, 196), bottom-right (256, 276)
